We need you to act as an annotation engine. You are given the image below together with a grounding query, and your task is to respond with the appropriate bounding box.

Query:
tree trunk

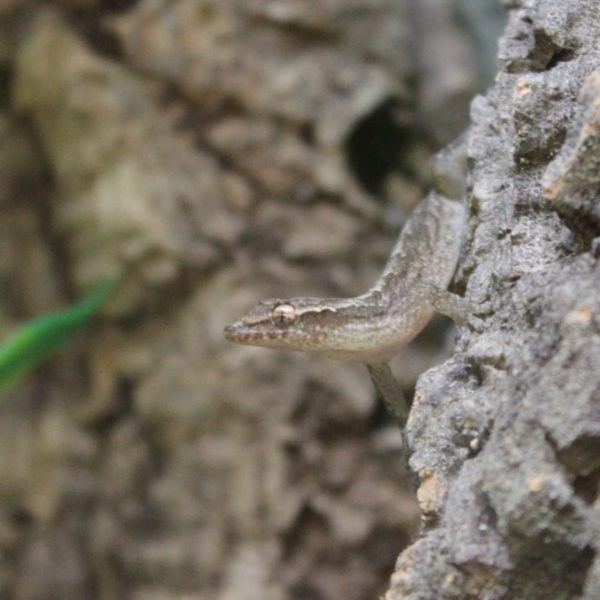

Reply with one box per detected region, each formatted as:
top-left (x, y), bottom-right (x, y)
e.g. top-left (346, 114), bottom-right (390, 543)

top-left (387, 1), bottom-right (600, 598)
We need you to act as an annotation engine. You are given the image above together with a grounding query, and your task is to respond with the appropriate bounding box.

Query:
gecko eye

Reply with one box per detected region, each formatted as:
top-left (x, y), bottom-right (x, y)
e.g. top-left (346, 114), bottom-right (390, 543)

top-left (272, 303), bottom-right (297, 325)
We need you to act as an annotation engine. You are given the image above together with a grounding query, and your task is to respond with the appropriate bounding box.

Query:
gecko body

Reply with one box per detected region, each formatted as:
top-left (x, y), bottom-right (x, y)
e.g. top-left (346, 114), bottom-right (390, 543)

top-left (225, 138), bottom-right (474, 426)
top-left (225, 194), bottom-right (464, 363)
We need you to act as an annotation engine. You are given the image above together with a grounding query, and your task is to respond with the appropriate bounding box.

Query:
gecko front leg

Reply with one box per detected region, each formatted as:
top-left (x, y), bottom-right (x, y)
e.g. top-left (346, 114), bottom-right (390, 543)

top-left (429, 285), bottom-right (485, 331)
top-left (366, 362), bottom-right (409, 427)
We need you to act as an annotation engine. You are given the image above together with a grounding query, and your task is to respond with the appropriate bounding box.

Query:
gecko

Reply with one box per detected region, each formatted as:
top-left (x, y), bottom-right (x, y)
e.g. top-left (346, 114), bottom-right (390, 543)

top-left (224, 135), bottom-right (476, 429)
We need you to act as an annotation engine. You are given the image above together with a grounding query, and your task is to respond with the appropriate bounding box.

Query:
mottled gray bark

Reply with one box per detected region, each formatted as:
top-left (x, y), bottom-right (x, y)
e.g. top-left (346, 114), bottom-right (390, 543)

top-left (387, 1), bottom-right (600, 598)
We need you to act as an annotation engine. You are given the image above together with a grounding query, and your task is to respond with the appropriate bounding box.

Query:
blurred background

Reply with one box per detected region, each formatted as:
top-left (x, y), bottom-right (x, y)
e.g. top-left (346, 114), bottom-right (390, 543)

top-left (0, 1), bottom-right (505, 598)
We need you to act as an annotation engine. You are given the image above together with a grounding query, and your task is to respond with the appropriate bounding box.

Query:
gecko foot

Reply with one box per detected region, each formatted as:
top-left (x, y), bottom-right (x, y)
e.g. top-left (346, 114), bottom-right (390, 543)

top-left (429, 286), bottom-right (485, 332)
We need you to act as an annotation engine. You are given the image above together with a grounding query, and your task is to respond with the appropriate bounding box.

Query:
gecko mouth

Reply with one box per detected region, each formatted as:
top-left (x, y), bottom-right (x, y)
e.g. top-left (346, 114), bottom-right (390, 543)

top-left (224, 323), bottom-right (286, 344)
top-left (223, 323), bottom-right (251, 343)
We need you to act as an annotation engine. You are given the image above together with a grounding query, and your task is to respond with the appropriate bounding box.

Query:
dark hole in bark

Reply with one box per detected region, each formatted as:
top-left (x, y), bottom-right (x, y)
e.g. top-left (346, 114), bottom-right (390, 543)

top-left (66, 1), bottom-right (142, 61)
top-left (299, 122), bottom-right (316, 145)
top-left (345, 98), bottom-right (412, 197)
top-left (281, 502), bottom-right (328, 560)
top-left (68, 15), bottom-right (125, 61)
top-left (10, 507), bottom-right (33, 528)
top-left (558, 434), bottom-right (600, 478)
top-left (573, 469), bottom-right (600, 504)
top-left (68, 0), bottom-right (140, 14)
top-left (0, 65), bottom-right (13, 110)
top-left (100, 0), bottom-right (141, 12)
top-left (531, 30), bottom-right (576, 72)
top-left (545, 47), bottom-right (575, 70)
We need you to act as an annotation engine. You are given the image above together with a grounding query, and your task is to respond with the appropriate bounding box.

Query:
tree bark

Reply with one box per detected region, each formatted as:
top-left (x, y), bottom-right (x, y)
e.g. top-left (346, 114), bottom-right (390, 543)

top-left (387, 1), bottom-right (600, 598)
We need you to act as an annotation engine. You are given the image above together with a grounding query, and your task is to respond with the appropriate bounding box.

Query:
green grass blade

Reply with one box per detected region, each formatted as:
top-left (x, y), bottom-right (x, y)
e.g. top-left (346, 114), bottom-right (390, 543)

top-left (0, 277), bottom-right (119, 392)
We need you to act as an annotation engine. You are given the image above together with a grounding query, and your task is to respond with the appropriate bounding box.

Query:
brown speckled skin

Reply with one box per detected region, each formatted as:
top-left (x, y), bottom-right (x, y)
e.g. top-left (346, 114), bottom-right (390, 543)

top-left (224, 193), bottom-right (465, 363)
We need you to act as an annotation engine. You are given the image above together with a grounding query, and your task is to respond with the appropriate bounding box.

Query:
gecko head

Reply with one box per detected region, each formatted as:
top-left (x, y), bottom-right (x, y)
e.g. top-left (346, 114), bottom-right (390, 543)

top-left (224, 297), bottom-right (345, 353)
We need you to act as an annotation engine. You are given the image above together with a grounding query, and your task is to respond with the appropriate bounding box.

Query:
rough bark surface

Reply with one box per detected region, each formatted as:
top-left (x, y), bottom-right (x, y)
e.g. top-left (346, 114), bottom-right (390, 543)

top-left (0, 2), bottom-right (502, 599)
top-left (387, 1), bottom-right (600, 598)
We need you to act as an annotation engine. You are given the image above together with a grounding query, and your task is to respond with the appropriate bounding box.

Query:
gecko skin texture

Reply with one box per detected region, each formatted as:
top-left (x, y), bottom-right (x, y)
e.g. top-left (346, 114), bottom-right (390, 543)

top-left (224, 193), bottom-right (465, 364)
